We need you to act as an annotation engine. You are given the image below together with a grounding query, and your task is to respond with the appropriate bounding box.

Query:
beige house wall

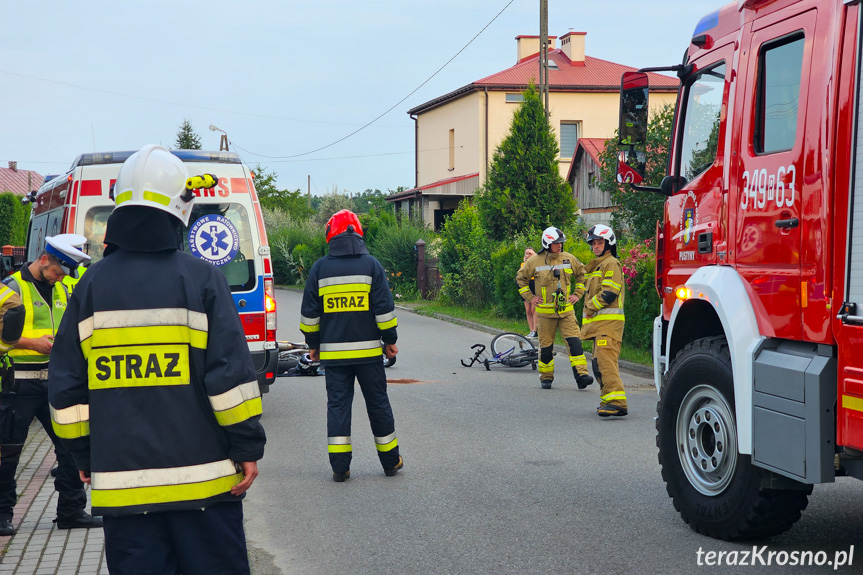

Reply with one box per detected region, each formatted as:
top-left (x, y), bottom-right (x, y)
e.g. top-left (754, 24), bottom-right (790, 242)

top-left (415, 89), bottom-right (677, 188)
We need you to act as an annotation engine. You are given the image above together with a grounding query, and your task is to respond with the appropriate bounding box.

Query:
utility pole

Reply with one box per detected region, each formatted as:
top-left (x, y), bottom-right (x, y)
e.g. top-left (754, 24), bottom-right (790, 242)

top-left (308, 175), bottom-right (311, 207)
top-left (539, 0), bottom-right (550, 119)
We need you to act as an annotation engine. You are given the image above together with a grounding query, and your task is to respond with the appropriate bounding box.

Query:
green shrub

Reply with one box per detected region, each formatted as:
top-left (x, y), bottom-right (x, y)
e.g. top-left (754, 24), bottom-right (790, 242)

top-left (0, 193), bottom-right (28, 247)
top-left (437, 201), bottom-right (495, 307)
top-left (619, 239), bottom-right (660, 351)
top-left (368, 217), bottom-right (433, 295)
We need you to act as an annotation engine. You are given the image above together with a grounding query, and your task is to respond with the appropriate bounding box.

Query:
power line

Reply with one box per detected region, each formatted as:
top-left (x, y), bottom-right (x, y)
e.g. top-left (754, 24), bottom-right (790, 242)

top-left (0, 69), bottom-right (406, 128)
top-left (231, 0), bottom-right (517, 160)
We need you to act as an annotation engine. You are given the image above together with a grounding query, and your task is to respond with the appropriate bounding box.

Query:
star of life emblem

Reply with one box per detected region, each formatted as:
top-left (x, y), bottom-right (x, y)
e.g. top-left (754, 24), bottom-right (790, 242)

top-left (188, 215), bottom-right (240, 266)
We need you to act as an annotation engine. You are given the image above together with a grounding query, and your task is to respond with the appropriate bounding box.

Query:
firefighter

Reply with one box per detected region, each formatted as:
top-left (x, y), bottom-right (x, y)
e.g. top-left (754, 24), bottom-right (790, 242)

top-left (0, 236), bottom-right (99, 536)
top-left (516, 227), bottom-right (593, 390)
top-left (583, 224), bottom-right (627, 417)
top-left (300, 209), bottom-right (402, 482)
top-left (47, 145), bottom-right (266, 574)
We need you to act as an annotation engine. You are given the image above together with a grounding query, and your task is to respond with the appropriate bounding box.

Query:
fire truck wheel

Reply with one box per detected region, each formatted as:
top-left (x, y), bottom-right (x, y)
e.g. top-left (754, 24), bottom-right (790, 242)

top-left (657, 336), bottom-right (811, 540)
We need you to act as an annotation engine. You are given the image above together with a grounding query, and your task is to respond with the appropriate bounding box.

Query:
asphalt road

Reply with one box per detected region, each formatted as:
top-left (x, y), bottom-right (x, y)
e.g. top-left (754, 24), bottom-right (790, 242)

top-left (244, 288), bottom-right (863, 575)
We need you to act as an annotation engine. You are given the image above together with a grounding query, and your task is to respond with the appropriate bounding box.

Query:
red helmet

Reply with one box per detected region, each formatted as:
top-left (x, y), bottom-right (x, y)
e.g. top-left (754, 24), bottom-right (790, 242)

top-left (325, 209), bottom-right (364, 243)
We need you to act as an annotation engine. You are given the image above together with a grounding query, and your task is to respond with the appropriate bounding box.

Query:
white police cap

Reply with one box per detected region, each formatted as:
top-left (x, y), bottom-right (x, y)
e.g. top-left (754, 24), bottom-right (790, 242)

top-left (45, 235), bottom-right (90, 275)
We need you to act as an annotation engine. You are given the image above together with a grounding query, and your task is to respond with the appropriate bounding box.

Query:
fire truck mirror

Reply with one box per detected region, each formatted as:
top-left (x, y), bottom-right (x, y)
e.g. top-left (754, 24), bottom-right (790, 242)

top-left (616, 150), bottom-right (647, 186)
top-left (619, 71), bottom-right (649, 147)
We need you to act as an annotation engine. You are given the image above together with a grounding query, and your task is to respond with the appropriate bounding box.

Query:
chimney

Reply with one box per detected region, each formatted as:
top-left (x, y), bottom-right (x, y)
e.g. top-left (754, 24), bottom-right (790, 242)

top-left (8, 161), bottom-right (17, 171)
top-left (515, 35), bottom-right (557, 63)
top-left (561, 31), bottom-right (586, 65)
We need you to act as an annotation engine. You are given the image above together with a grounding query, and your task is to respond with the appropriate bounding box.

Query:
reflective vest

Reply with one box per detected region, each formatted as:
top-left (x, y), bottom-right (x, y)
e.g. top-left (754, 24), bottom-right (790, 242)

top-left (581, 251), bottom-right (625, 340)
top-left (7, 271), bottom-right (67, 366)
top-left (61, 265), bottom-right (88, 294)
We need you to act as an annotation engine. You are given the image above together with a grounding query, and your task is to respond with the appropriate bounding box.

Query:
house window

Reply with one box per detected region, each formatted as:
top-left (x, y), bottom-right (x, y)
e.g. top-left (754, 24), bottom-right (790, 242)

top-left (448, 129), bottom-right (455, 171)
top-left (505, 93), bottom-right (524, 103)
top-left (588, 171), bottom-right (596, 189)
top-left (560, 122), bottom-right (581, 160)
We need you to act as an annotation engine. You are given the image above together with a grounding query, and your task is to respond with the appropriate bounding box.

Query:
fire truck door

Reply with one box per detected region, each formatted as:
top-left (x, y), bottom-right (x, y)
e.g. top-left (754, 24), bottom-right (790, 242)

top-left (734, 11), bottom-right (815, 341)
top-left (838, 6), bottom-right (863, 452)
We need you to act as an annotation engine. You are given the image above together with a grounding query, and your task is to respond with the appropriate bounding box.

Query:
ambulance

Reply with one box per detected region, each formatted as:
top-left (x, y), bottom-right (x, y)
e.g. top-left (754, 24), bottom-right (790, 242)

top-left (24, 150), bottom-right (278, 393)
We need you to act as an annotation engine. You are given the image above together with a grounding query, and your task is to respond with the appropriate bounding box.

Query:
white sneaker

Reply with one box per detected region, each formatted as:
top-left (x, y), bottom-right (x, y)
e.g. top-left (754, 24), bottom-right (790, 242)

top-left (527, 331), bottom-right (537, 338)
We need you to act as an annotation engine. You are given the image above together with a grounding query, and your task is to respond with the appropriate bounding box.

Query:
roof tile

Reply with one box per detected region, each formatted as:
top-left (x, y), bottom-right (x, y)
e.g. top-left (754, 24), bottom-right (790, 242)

top-left (0, 167), bottom-right (44, 196)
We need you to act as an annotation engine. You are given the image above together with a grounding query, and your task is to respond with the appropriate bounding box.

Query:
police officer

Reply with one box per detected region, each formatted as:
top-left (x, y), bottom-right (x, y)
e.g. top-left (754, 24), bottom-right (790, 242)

top-left (517, 227), bottom-right (594, 390)
top-left (583, 225), bottom-right (627, 417)
top-left (48, 145), bottom-right (266, 574)
top-left (0, 284), bottom-right (25, 445)
top-left (300, 209), bottom-right (403, 482)
top-left (58, 234), bottom-right (89, 294)
top-left (0, 236), bottom-right (99, 536)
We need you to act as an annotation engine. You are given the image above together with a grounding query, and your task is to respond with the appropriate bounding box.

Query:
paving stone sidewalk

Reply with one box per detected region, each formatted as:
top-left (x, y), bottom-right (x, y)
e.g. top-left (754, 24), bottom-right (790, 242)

top-left (0, 423), bottom-right (106, 575)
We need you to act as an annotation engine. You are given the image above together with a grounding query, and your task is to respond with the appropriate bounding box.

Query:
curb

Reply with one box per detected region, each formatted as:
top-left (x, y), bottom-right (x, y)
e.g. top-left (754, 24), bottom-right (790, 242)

top-left (396, 304), bottom-right (655, 383)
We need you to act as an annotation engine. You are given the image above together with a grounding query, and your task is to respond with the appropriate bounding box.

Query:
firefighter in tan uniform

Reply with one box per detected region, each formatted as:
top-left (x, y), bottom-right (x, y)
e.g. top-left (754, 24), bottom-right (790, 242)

top-left (582, 225), bottom-right (627, 417)
top-left (516, 227), bottom-right (593, 390)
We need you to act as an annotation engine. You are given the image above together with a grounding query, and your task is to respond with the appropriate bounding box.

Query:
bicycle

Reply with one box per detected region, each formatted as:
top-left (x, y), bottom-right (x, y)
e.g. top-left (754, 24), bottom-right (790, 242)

top-left (461, 333), bottom-right (538, 371)
top-left (277, 340), bottom-right (396, 377)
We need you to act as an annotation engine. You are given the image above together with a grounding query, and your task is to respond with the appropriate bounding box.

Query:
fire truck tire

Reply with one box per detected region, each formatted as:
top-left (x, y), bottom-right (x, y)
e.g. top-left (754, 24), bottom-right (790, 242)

top-left (657, 336), bottom-right (811, 540)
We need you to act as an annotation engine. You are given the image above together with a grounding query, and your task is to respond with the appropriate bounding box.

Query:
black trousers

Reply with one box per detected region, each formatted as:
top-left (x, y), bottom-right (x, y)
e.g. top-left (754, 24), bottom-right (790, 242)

top-left (0, 379), bottom-right (86, 521)
top-left (103, 502), bottom-right (249, 575)
top-left (326, 362), bottom-right (400, 472)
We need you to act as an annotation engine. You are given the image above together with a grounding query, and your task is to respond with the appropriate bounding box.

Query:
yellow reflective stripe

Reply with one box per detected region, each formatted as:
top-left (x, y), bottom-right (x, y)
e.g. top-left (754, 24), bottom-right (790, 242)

top-left (80, 337), bottom-right (92, 360)
top-left (519, 286), bottom-right (531, 294)
top-left (582, 314), bottom-right (626, 324)
top-left (591, 295), bottom-right (604, 308)
top-left (564, 268), bottom-right (573, 274)
top-left (376, 438), bottom-right (398, 452)
top-left (91, 473), bottom-right (242, 508)
top-left (115, 190), bottom-right (172, 207)
top-left (538, 360), bottom-right (554, 373)
top-left (300, 323), bottom-right (320, 333)
top-left (51, 419), bottom-right (90, 439)
top-left (585, 271), bottom-right (602, 278)
top-left (328, 444), bottom-right (353, 453)
top-left (210, 382), bottom-right (262, 426)
top-left (213, 397), bottom-right (262, 426)
top-left (377, 318), bottom-right (397, 330)
top-left (91, 325), bottom-right (207, 349)
top-left (602, 280), bottom-right (622, 290)
top-left (318, 275), bottom-right (372, 288)
top-left (602, 391), bottom-right (627, 401)
top-left (318, 283), bottom-right (372, 296)
top-left (574, 283), bottom-right (585, 290)
top-left (569, 355), bottom-right (587, 366)
top-left (536, 305), bottom-right (573, 315)
top-left (0, 287), bottom-right (14, 306)
top-left (842, 395), bottom-right (863, 412)
top-left (320, 347), bottom-right (383, 361)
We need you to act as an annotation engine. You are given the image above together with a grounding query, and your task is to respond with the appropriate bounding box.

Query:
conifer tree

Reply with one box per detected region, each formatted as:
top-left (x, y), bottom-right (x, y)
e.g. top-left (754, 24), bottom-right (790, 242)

top-left (475, 83), bottom-right (576, 240)
top-left (175, 119), bottom-right (202, 150)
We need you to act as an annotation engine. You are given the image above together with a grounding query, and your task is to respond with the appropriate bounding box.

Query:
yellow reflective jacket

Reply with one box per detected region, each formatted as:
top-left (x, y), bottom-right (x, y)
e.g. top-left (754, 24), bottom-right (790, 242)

top-left (516, 250), bottom-right (585, 318)
top-left (582, 251), bottom-right (625, 340)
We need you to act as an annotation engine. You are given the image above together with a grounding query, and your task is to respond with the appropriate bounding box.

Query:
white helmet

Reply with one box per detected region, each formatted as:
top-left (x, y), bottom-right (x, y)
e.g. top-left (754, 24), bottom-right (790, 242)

top-left (541, 227), bottom-right (566, 251)
top-left (586, 224), bottom-right (616, 246)
top-left (113, 145), bottom-right (194, 226)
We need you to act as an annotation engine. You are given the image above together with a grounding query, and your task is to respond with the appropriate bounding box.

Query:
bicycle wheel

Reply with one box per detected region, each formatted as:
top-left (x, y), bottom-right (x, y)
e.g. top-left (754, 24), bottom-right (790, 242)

top-left (490, 333), bottom-right (536, 357)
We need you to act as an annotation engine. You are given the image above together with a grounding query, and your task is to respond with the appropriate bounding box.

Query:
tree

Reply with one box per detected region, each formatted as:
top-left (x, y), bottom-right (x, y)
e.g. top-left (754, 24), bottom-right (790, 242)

top-left (475, 82), bottom-right (576, 240)
top-left (353, 189), bottom-right (391, 214)
top-left (252, 164), bottom-right (314, 220)
top-left (175, 119), bottom-right (202, 150)
top-left (597, 103), bottom-right (675, 240)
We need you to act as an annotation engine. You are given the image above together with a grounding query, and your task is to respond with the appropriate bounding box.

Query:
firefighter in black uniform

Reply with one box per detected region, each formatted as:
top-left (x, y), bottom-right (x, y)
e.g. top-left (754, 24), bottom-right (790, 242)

top-left (300, 210), bottom-right (403, 482)
top-left (48, 145), bottom-right (266, 574)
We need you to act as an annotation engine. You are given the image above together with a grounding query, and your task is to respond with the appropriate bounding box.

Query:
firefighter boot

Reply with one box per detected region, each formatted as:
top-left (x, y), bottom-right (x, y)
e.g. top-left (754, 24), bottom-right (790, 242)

top-left (384, 456), bottom-right (404, 477)
top-left (333, 470), bottom-right (351, 482)
top-left (574, 368), bottom-right (593, 389)
top-left (541, 379), bottom-right (553, 390)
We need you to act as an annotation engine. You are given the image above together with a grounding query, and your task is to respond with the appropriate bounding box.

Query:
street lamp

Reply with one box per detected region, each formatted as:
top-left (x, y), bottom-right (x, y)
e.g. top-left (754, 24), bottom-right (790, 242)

top-left (209, 124), bottom-right (229, 152)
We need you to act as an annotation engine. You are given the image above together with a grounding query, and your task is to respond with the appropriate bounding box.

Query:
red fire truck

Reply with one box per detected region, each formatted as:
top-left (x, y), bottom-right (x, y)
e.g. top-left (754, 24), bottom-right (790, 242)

top-left (618, 0), bottom-right (863, 540)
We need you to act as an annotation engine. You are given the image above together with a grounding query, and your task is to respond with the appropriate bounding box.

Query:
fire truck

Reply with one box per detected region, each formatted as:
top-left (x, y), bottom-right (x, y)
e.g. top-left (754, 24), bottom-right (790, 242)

top-left (617, 0), bottom-right (863, 540)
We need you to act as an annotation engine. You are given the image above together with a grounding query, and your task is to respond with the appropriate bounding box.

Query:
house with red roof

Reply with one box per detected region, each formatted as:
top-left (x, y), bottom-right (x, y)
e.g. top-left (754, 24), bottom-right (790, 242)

top-left (0, 162), bottom-right (43, 197)
top-left (389, 32), bottom-right (677, 229)
top-left (566, 137), bottom-right (615, 226)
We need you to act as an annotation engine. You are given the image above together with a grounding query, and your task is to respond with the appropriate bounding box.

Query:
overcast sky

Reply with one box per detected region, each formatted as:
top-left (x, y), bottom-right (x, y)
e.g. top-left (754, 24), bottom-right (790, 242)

top-left (2, 0), bottom-right (720, 195)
